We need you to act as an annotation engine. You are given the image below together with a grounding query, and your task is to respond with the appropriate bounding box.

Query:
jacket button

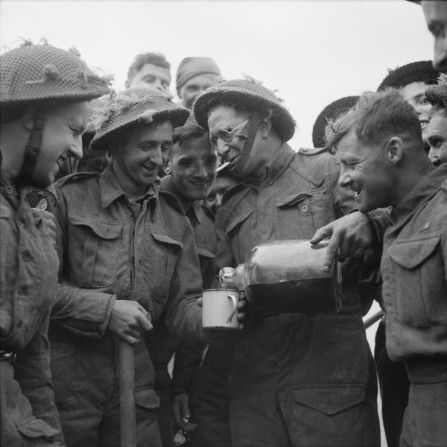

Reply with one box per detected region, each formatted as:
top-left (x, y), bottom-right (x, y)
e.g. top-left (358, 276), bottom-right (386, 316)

top-left (301, 205), bottom-right (309, 213)
top-left (22, 250), bottom-right (32, 262)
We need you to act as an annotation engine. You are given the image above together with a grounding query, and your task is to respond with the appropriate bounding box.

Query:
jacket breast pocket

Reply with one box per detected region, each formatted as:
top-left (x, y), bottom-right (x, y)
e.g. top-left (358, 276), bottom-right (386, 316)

top-left (279, 386), bottom-right (370, 446)
top-left (68, 215), bottom-right (122, 288)
top-left (387, 234), bottom-right (441, 328)
top-left (148, 232), bottom-right (183, 304)
top-left (276, 189), bottom-right (335, 239)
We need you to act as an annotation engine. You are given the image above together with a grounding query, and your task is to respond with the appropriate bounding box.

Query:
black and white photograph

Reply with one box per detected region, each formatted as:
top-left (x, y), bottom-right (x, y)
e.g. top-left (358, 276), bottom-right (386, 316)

top-left (1, 1), bottom-right (446, 447)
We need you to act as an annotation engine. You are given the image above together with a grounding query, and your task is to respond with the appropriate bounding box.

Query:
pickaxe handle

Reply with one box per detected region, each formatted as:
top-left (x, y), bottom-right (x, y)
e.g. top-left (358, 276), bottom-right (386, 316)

top-left (363, 310), bottom-right (384, 329)
top-left (119, 340), bottom-right (137, 447)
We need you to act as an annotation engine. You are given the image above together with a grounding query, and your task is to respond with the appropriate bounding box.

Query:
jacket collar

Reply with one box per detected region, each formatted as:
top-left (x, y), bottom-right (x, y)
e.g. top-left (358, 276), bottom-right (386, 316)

top-left (265, 143), bottom-right (295, 186)
top-left (392, 163), bottom-right (447, 230)
top-left (99, 165), bottom-right (156, 208)
top-left (244, 143), bottom-right (295, 187)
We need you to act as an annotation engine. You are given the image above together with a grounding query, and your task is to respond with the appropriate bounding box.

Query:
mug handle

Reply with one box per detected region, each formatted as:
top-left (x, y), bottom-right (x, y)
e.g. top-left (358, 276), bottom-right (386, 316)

top-left (226, 293), bottom-right (238, 323)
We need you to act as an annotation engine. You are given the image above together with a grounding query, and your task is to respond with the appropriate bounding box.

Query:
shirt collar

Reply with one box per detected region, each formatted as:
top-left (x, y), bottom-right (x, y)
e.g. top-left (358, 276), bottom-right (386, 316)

top-left (392, 163), bottom-right (447, 227)
top-left (99, 165), bottom-right (156, 208)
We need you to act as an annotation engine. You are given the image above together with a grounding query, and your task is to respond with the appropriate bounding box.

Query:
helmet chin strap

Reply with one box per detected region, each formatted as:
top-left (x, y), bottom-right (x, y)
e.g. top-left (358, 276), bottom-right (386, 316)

top-left (230, 112), bottom-right (262, 179)
top-left (18, 110), bottom-right (45, 185)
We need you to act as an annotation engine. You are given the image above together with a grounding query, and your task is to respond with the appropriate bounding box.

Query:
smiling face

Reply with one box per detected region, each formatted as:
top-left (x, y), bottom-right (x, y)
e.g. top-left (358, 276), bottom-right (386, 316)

top-left (32, 100), bottom-right (91, 186)
top-left (113, 120), bottom-right (173, 189)
top-left (170, 134), bottom-right (217, 201)
top-left (426, 112), bottom-right (447, 165)
top-left (128, 63), bottom-right (171, 93)
top-left (400, 81), bottom-right (433, 135)
top-left (207, 105), bottom-right (271, 178)
top-left (336, 127), bottom-right (395, 212)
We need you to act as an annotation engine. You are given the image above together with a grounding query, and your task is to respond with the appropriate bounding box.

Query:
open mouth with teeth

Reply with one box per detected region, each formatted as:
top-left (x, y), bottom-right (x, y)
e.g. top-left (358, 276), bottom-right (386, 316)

top-left (431, 156), bottom-right (441, 166)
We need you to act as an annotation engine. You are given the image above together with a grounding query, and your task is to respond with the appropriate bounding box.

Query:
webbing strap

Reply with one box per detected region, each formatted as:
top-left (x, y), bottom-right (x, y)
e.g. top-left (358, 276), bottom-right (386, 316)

top-left (230, 112), bottom-right (262, 179)
top-left (18, 111), bottom-right (45, 183)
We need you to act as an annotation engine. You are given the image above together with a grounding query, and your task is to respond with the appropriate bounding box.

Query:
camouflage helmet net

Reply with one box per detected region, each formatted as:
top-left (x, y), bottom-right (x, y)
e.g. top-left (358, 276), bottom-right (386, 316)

top-left (0, 42), bottom-right (111, 107)
top-left (193, 78), bottom-right (296, 142)
top-left (90, 87), bottom-right (189, 150)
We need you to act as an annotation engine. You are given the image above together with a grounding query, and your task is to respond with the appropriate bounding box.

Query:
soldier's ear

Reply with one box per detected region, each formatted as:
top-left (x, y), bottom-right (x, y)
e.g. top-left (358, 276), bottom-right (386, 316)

top-left (259, 116), bottom-right (272, 139)
top-left (21, 106), bottom-right (39, 132)
top-left (384, 136), bottom-right (404, 164)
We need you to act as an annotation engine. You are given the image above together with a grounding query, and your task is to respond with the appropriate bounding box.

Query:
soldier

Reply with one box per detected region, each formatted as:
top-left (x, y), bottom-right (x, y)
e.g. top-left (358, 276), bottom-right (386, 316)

top-left (326, 89), bottom-right (447, 447)
top-left (126, 52), bottom-right (171, 94)
top-left (374, 60), bottom-right (440, 447)
top-left (162, 119), bottom-right (234, 447)
top-left (378, 60), bottom-right (440, 145)
top-left (193, 78), bottom-right (381, 447)
top-left (0, 43), bottom-right (110, 446)
top-left (49, 88), bottom-right (209, 447)
top-left (414, 1), bottom-right (447, 73)
top-left (147, 118), bottom-right (218, 446)
top-left (425, 81), bottom-right (447, 166)
top-left (176, 57), bottom-right (222, 110)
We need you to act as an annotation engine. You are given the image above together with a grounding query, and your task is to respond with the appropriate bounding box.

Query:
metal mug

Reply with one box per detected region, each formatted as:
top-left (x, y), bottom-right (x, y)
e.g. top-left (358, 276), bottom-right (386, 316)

top-left (202, 288), bottom-right (240, 330)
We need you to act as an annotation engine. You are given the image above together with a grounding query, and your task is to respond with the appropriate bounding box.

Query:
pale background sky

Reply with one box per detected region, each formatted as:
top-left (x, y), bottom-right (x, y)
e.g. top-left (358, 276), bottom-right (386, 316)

top-left (0, 0), bottom-right (433, 149)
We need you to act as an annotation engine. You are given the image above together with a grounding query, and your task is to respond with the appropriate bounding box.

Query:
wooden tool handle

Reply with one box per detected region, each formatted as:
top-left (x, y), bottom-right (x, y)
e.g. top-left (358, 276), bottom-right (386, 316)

top-left (363, 310), bottom-right (384, 329)
top-left (118, 340), bottom-right (137, 447)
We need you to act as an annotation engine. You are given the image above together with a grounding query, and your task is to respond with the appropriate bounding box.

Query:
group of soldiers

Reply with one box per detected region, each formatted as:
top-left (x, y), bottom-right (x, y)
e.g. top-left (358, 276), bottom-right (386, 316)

top-left (1, 1), bottom-right (446, 447)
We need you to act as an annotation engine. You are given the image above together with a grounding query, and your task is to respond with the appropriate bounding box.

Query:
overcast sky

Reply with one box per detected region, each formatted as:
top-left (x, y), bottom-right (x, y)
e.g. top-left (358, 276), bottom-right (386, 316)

top-left (0, 0), bottom-right (434, 148)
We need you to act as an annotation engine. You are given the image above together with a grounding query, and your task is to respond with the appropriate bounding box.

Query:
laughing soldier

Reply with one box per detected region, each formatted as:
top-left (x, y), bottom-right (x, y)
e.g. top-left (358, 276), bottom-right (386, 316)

top-left (193, 79), bottom-right (381, 447)
top-left (49, 88), bottom-right (208, 447)
top-left (0, 43), bottom-right (110, 446)
top-left (327, 89), bottom-right (447, 447)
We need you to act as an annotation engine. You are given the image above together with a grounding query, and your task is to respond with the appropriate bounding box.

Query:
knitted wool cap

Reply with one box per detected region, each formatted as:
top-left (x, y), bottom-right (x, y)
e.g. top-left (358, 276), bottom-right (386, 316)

top-left (0, 43), bottom-right (111, 107)
top-left (193, 79), bottom-right (296, 142)
top-left (312, 96), bottom-right (359, 148)
top-left (377, 60), bottom-right (439, 91)
top-left (426, 82), bottom-right (447, 110)
top-left (176, 57), bottom-right (221, 92)
top-left (90, 87), bottom-right (189, 150)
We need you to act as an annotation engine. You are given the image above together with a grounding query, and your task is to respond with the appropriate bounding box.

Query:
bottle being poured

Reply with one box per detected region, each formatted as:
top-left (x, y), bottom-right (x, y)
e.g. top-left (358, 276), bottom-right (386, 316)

top-left (219, 239), bottom-right (342, 317)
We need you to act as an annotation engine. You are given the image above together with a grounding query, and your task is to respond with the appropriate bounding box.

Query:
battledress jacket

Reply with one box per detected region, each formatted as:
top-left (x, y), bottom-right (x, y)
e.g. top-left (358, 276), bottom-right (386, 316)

top-left (215, 144), bottom-right (381, 446)
top-left (156, 175), bottom-right (217, 396)
top-left (382, 164), bottom-right (447, 369)
top-left (49, 167), bottom-right (207, 396)
top-left (0, 182), bottom-right (64, 446)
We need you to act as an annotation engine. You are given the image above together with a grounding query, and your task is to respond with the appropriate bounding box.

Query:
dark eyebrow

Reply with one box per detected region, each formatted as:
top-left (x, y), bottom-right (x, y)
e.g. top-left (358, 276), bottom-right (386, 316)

top-left (428, 134), bottom-right (445, 144)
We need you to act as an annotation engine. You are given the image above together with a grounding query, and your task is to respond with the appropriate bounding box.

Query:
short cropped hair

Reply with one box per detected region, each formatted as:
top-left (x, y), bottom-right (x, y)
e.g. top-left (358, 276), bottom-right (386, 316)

top-left (173, 119), bottom-right (208, 146)
top-left (127, 52), bottom-right (170, 83)
top-left (325, 90), bottom-right (422, 151)
top-left (430, 103), bottom-right (447, 119)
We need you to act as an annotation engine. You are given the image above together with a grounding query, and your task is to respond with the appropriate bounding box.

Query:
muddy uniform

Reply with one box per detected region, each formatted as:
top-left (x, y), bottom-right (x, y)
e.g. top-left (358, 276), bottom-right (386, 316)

top-left (381, 164), bottom-right (447, 447)
top-left (215, 144), bottom-right (380, 447)
top-left (162, 175), bottom-right (233, 447)
top-left (145, 175), bottom-right (216, 447)
top-left (0, 183), bottom-right (64, 447)
top-left (49, 167), bottom-right (206, 447)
